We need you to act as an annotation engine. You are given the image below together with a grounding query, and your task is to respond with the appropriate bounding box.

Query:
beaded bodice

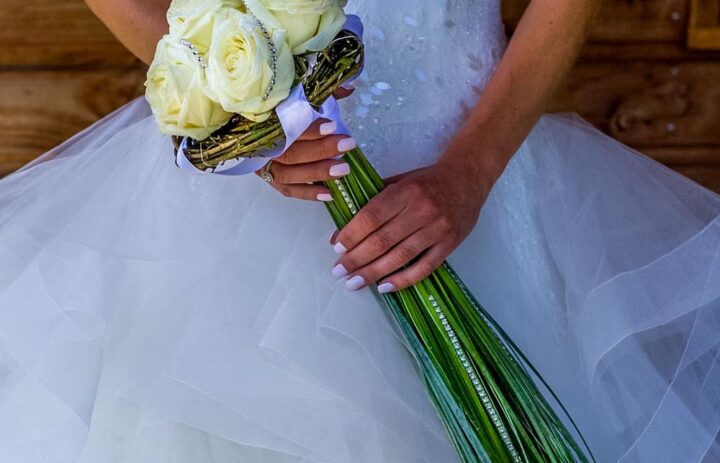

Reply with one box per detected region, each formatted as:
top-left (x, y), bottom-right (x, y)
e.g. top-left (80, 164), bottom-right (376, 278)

top-left (341, 0), bottom-right (506, 177)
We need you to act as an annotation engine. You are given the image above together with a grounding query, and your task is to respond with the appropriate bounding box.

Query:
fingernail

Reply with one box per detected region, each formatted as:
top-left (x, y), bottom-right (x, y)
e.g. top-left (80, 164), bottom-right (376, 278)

top-left (320, 121), bottom-right (337, 136)
top-left (346, 275), bottom-right (365, 291)
top-left (317, 193), bottom-right (333, 202)
top-left (378, 282), bottom-right (396, 294)
top-left (329, 163), bottom-right (350, 177)
top-left (341, 83), bottom-right (355, 90)
top-left (337, 137), bottom-right (357, 153)
top-left (330, 229), bottom-right (339, 244)
top-left (331, 264), bottom-right (348, 279)
top-left (334, 242), bottom-right (347, 254)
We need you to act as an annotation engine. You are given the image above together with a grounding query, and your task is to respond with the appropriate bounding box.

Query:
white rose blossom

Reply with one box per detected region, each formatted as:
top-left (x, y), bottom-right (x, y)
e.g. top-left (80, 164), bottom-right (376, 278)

top-left (145, 35), bottom-right (232, 140)
top-left (203, 8), bottom-right (295, 121)
top-left (166, 0), bottom-right (244, 54)
top-left (244, 0), bottom-right (347, 54)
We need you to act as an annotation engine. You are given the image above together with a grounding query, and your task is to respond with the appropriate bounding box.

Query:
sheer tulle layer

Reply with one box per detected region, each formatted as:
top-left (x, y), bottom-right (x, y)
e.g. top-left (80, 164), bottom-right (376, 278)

top-left (0, 99), bottom-right (718, 462)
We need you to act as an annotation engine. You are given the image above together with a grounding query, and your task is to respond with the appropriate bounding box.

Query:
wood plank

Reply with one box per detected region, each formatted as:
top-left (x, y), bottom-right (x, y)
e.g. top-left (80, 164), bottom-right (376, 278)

top-left (577, 42), bottom-right (720, 62)
top-left (549, 60), bottom-right (720, 152)
top-left (671, 164), bottom-right (720, 192)
top-left (0, 0), bottom-right (140, 68)
top-left (0, 69), bottom-right (146, 171)
top-left (503, 0), bottom-right (689, 43)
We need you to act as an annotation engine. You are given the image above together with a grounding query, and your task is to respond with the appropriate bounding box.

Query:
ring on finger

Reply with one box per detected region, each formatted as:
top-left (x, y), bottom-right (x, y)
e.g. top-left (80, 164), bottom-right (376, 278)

top-left (259, 160), bottom-right (274, 184)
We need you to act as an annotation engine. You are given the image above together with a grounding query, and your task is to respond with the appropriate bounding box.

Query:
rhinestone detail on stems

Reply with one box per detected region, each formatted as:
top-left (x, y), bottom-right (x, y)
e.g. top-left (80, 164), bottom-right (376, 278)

top-left (428, 294), bottom-right (523, 462)
top-left (334, 179), bottom-right (358, 215)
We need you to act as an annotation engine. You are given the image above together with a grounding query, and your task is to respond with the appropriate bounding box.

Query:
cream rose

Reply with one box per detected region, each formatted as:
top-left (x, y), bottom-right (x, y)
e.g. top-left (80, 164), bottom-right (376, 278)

top-left (166, 0), bottom-right (243, 54)
top-left (244, 0), bottom-right (347, 54)
top-left (145, 35), bottom-right (232, 140)
top-left (203, 9), bottom-right (295, 121)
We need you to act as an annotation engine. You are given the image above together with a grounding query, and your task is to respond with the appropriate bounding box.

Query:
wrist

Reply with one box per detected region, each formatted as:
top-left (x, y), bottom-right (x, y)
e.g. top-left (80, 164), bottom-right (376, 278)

top-left (437, 129), bottom-right (510, 195)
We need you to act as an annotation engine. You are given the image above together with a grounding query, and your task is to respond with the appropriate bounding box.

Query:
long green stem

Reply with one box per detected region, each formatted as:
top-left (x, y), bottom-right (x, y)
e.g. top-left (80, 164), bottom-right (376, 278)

top-left (322, 148), bottom-right (594, 463)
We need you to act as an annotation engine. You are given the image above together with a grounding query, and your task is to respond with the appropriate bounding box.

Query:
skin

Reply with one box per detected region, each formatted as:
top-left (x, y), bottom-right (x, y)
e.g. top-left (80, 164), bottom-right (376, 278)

top-left (86, 0), bottom-right (600, 292)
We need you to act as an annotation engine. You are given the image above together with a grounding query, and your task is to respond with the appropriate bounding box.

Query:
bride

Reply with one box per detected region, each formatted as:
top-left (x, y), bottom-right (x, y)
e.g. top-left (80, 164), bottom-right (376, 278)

top-left (1, 0), bottom-right (718, 461)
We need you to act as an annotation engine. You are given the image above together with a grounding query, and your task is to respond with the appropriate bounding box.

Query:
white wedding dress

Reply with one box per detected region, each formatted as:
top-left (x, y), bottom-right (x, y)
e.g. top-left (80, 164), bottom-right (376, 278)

top-left (1, 1), bottom-right (719, 462)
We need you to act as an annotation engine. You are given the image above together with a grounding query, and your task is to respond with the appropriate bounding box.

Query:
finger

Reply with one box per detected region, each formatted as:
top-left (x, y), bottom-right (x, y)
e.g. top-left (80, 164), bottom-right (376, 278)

top-left (333, 211), bottom-right (424, 277)
top-left (333, 185), bottom-right (406, 254)
top-left (271, 159), bottom-right (350, 184)
top-left (376, 243), bottom-right (450, 293)
top-left (337, 227), bottom-right (436, 289)
top-left (276, 135), bottom-right (356, 165)
top-left (330, 229), bottom-right (339, 245)
top-left (266, 181), bottom-right (334, 202)
top-left (297, 118), bottom-right (337, 141)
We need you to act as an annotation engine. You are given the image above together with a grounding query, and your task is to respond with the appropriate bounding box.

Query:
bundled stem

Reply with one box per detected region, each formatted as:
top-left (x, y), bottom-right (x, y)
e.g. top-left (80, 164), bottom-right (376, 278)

top-left (172, 28), bottom-right (593, 462)
top-left (322, 149), bottom-right (594, 463)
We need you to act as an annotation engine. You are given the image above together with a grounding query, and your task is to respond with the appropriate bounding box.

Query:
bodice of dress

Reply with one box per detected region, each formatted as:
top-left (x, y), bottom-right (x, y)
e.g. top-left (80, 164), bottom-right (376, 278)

top-left (341, 0), bottom-right (506, 177)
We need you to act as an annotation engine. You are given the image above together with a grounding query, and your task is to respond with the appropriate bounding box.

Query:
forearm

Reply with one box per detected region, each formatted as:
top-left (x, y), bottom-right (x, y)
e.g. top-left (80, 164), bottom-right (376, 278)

top-left (85, 0), bottom-right (170, 65)
top-left (440, 0), bottom-right (600, 181)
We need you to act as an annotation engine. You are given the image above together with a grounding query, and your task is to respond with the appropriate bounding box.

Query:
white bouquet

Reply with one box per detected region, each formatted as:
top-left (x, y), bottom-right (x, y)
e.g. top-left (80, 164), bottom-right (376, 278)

top-left (145, 1), bottom-right (594, 462)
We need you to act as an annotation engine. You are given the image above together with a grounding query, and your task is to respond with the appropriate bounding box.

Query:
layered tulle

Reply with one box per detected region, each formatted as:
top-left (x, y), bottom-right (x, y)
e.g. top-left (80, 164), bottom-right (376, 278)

top-left (0, 0), bottom-right (718, 459)
top-left (1, 95), bottom-right (718, 462)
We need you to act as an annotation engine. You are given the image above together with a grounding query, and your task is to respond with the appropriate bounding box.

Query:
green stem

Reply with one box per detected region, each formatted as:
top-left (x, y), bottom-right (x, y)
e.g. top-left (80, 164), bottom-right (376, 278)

top-left (321, 148), bottom-right (594, 463)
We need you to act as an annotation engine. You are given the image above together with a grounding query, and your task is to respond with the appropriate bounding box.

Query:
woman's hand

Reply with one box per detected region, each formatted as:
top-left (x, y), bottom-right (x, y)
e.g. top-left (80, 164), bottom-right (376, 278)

top-left (256, 89), bottom-right (357, 201)
top-left (329, 154), bottom-right (499, 293)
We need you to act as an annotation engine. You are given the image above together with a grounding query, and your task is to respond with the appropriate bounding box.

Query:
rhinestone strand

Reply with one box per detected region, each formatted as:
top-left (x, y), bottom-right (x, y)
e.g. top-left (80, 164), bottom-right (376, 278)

top-left (427, 294), bottom-right (522, 462)
top-left (180, 39), bottom-right (208, 69)
top-left (446, 266), bottom-right (520, 368)
top-left (334, 179), bottom-right (358, 215)
top-left (241, 1), bottom-right (278, 100)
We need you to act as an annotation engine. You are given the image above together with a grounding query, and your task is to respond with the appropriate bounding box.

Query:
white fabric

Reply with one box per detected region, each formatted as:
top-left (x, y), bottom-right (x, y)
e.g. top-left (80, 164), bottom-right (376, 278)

top-left (0, 1), bottom-right (719, 462)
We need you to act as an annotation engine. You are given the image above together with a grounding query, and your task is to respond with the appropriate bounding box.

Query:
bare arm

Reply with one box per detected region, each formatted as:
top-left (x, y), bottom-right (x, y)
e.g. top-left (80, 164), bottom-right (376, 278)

top-left (332, 0), bottom-right (602, 293)
top-left (84, 0), bottom-right (170, 65)
top-left (440, 0), bottom-right (601, 179)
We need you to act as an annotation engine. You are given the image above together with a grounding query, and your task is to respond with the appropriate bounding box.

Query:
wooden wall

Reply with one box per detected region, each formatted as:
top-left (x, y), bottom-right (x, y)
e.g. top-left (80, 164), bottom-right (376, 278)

top-left (505, 0), bottom-right (720, 191)
top-left (0, 0), bottom-right (718, 191)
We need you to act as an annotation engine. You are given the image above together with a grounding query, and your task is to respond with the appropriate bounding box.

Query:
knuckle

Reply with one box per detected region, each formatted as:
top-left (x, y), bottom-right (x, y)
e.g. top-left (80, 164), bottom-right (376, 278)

top-left (395, 274), bottom-right (412, 290)
top-left (394, 245), bottom-right (417, 264)
top-left (416, 262), bottom-right (435, 279)
top-left (360, 207), bottom-right (382, 230)
top-left (369, 231), bottom-right (393, 252)
top-left (404, 179), bottom-right (423, 196)
top-left (282, 146), bottom-right (304, 165)
top-left (436, 214), bottom-right (452, 230)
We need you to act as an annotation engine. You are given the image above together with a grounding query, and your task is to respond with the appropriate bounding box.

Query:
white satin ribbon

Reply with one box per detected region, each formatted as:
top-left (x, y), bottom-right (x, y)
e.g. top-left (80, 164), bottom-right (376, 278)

top-left (176, 15), bottom-right (364, 177)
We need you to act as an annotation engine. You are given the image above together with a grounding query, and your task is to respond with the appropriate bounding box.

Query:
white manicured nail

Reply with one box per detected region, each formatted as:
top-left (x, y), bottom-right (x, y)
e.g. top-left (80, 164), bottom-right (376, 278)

top-left (337, 137), bottom-right (357, 153)
top-left (320, 121), bottom-right (337, 136)
top-left (334, 242), bottom-right (347, 254)
top-left (332, 264), bottom-right (348, 279)
top-left (346, 275), bottom-right (365, 291)
top-left (341, 83), bottom-right (355, 91)
top-left (378, 283), bottom-right (396, 294)
top-left (317, 193), bottom-right (333, 202)
top-left (329, 163), bottom-right (350, 177)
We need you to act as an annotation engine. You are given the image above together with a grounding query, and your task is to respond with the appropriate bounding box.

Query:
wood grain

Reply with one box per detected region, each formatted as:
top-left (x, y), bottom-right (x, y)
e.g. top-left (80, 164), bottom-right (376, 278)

top-left (0, 0), bottom-right (140, 68)
top-left (0, 0), bottom-right (717, 191)
top-left (503, 0), bottom-right (688, 43)
top-left (0, 68), bottom-right (145, 173)
top-left (551, 61), bottom-right (720, 151)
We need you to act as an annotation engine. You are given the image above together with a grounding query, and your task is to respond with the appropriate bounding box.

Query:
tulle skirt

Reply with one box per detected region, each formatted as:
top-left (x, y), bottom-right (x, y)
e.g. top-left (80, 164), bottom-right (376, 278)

top-left (0, 97), bottom-right (718, 462)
